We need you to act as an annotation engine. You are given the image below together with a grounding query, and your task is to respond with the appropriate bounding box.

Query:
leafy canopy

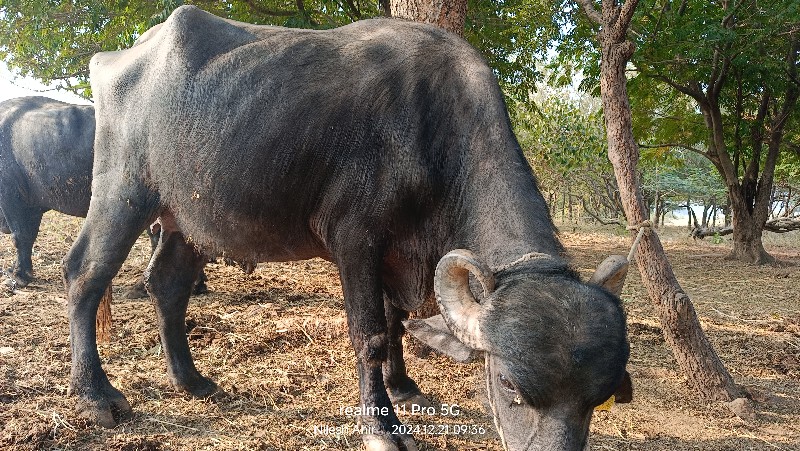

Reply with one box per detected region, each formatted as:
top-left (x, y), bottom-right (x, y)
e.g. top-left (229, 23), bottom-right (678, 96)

top-left (0, 0), bottom-right (557, 101)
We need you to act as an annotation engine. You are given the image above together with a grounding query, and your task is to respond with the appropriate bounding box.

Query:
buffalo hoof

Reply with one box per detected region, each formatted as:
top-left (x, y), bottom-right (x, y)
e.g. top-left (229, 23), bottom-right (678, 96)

top-left (192, 280), bottom-right (209, 295)
top-left (363, 433), bottom-right (418, 451)
top-left (173, 374), bottom-right (225, 400)
top-left (391, 393), bottom-right (433, 410)
top-left (7, 269), bottom-right (33, 288)
top-left (2, 277), bottom-right (16, 293)
top-left (74, 386), bottom-right (132, 429)
top-left (386, 380), bottom-right (432, 409)
top-left (122, 280), bottom-right (149, 299)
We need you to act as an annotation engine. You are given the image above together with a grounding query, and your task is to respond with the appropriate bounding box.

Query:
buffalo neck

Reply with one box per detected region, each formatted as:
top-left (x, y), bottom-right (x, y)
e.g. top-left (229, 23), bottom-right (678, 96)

top-left (443, 124), bottom-right (564, 270)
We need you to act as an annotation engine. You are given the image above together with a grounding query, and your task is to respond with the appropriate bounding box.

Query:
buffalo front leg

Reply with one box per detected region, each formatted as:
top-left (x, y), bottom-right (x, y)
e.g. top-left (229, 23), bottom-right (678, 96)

top-left (63, 208), bottom-right (151, 428)
top-left (145, 228), bottom-right (218, 397)
top-left (337, 248), bottom-right (417, 451)
top-left (383, 299), bottom-right (431, 409)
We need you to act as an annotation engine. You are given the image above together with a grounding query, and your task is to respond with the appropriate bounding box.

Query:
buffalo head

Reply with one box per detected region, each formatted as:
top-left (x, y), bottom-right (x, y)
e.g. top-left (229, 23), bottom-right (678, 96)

top-left (405, 249), bottom-right (631, 450)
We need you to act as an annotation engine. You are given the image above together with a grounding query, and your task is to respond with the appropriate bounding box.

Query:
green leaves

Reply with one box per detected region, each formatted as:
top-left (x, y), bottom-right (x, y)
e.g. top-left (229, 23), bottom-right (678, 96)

top-left (0, 0), bottom-right (381, 99)
top-left (516, 95), bottom-right (608, 171)
top-left (1, 0), bottom-right (553, 103)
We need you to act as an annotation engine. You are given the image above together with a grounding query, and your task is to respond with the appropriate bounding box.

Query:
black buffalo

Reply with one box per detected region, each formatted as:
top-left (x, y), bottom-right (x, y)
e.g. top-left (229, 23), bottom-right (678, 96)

top-left (0, 96), bottom-right (205, 296)
top-left (0, 96), bottom-right (94, 287)
top-left (64, 6), bottom-right (630, 450)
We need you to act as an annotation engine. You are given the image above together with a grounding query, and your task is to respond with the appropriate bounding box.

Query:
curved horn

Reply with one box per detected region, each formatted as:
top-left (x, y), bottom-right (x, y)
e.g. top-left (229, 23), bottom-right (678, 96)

top-left (433, 249), bottom-right (495, 351)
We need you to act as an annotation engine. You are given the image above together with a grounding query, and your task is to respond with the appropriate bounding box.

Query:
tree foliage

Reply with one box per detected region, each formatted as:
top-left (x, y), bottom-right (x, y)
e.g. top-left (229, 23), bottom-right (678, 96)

top-left (629, 0), bottom-right (800, 172)
top-left (515, 91), bottom-right (625, 222)
top-left (546, 0), bottom-right (800, 262)
top-left (0, 0), bottom-right (381, 96)
top-left (0, 0), bottom-right (556, 102)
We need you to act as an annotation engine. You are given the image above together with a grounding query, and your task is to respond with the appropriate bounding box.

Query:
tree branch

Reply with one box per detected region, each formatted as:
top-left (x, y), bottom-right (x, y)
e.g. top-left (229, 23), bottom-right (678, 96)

top-left (638, 142), bottom-right (706, 155)
top-left (708, 43), bottom-right (733, 101)
top-left (694, 217), bottom-right (800, 239)
top-left (571, 194), bottom-right (626, 226)
top-left (616, 0), bottom-right (640, 33)
top-left (652, 74), bottom-right (706, 104)
top-left (576, 0), bottom-right (603, 25)
top-left (678, 0), bottom-right (688, 16)
top-left (690, 225), bottom-right (733, 240)
top-left (743, 87), bottom-right (771, 184)
top-left (772, 34), bottom-right (800, 133)
top-left (342, 0), bottom-right (362, 20)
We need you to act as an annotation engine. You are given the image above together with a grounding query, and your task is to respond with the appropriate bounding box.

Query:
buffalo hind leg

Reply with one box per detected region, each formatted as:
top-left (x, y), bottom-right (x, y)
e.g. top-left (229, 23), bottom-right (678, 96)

top-left (124, 227), bottom-right (209, 299)
top-left (0, 214), bottom-right (10, 233)
top-left (0, 202), bottom-right (43, 287)
top-left (383, 299), bottom-right (431, 409)
top-left (146, 228), bottom-right (218, 397)
top-left (336, 241), bottom-right (417, 451)
top-left (63, 207), bottom-right (151, 428)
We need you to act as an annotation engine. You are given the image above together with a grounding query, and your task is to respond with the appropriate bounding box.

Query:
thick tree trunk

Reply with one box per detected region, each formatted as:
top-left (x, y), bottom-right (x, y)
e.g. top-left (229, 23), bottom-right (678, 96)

top-left (728, 203), bottom-right (773, 264)
top-left (578, 0), bottom-right (745, 405)
top-left (388, 0), bottom-right (466, 36)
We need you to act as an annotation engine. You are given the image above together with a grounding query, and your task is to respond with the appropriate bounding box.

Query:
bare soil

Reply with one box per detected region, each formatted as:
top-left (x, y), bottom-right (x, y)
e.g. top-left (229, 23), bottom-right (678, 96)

top-left (1, 212), bottom-right (798, 450)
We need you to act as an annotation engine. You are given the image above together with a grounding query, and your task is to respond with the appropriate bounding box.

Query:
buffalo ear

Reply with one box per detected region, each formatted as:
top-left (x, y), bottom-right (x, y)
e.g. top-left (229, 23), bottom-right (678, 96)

top-left (403, 315), bottom-right (481, 363)
top-left (614, 370), bottom-right (633, 403)
top-left (588, 255), bottom-right (629, 297)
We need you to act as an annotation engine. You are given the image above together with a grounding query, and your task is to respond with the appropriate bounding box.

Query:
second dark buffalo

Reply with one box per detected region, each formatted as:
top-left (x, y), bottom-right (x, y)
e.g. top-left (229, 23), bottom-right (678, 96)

top-left (0, 96), bottom-right (205, 296)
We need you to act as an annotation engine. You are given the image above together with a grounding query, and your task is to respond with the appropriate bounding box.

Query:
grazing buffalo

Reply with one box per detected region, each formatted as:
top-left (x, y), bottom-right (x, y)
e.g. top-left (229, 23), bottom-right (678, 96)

top-left (65, 6), bottom-right (630, 450)
top-left (0, 97), bottom-right (94, 287)
top-left (0, 96), bottom-right (205, 296)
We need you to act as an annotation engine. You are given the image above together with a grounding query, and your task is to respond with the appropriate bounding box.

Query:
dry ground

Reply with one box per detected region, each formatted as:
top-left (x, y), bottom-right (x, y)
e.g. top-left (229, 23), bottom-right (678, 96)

top-left (1, 212), bottom-right (798, 450)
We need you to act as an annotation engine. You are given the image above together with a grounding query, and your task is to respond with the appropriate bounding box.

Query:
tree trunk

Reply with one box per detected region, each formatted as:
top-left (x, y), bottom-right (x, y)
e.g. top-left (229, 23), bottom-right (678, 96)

top-left (712, 199), bottom-right (718, 227)
top-left (577, 0), bottom-right (744, 405)
top-left (688, 205), bottom-right (700, 231)
top-left (653, 194), bottom-right (663, 227)
top-left (728, 194), bottom-right (773, 263)
top-left (389, 0), bottom-right (466, 36)
top-left (723, 200), bottom-right (731, 226)
top-left (701, 202), bottom-right (710, 228)
top-left (568, 188), bottom-right (574, 221)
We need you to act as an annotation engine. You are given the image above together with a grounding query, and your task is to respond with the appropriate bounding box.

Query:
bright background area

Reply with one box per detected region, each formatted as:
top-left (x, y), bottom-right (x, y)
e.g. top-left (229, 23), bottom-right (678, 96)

top-left (1, 62), bottom-right (89, 104)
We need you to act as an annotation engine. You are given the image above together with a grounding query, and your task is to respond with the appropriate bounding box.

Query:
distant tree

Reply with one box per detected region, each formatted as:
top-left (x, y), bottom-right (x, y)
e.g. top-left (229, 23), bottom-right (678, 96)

top-left (627, 1), bottom-right (800, 263)
top-left (640, 151), bottom-right (727, 228)
top-left (515, 95), bottom-right (624, 224)
top-left (547, 1), bottom-right (800, 263)
top-left (772, 152), bottom-right (800, 218)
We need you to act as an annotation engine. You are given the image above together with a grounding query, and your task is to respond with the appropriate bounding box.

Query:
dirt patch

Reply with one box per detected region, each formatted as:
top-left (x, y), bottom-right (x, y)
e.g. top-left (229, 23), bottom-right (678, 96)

top-left (1, 213), bottom-right (798, 450)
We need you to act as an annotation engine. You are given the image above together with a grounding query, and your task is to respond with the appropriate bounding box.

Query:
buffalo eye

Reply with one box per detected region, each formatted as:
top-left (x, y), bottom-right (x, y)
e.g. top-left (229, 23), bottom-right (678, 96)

top-left (499, 374), bottom-right (523, 405)
top-left (498, 373), bottom-right (516, 393)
